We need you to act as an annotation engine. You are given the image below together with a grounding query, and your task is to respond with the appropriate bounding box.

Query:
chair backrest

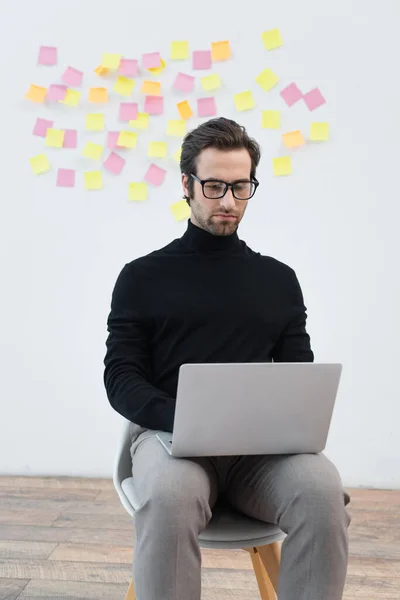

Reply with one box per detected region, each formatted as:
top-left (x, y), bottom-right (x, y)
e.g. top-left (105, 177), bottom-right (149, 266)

top-left (113, 418), bottom-right (135, 517)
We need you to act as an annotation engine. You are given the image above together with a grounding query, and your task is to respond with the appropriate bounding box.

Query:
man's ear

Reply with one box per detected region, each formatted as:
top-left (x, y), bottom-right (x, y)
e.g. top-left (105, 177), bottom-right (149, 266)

top-left (181, 173), bottom-right (189, 197)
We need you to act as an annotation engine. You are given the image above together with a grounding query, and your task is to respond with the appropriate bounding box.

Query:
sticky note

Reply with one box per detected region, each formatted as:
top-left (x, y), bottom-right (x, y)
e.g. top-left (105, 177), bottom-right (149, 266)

top-left (262, 28), bottom-right (283, 51)
top-left (95, 66), bottom-right (109, 76)
top-left (142, 52), bottom-right (161, 69)
top-left (45, 128), bottom-right (65, 148)
top-left (148, 58), bottom-right (166, 75)
top-left (104, 152), bottom-right (126, 174)
top-left (201, 74), bottom-right (221, 91)
top-left (193, 50), bottom-right (212, 70)
top-left (89, 87), bottom-right (108, 103)
top-left (84, 171), bottom-right (103, 190)
top-left (117, 131), bottom-right (138, 148)
top-left (261, 110), bottom-right (281, 129)
top-left (114, 76), bottom-right (135, 96)
top-left (303, 88), bottom-right (326, 111)
top-left (167, 120), bottom-right (186, 137)
top-left (86, 113), bottom-right (105, 131)
top-left (282, 130), bottom-right (305, 148)
top-left (148, 142), bottom-right (167, 158)
top-left (63, 129), bottom-right (78, 148)
top-left (25, 84), bottom-right (47, 103)
top-left (33, 118), bottom-right (53, 137)
top-left (129, 112), bottom-right (149, 129)
top-left (211, 41), bottom-right (231, 61)
top-left (173, 146), bottom-right (182, 163)
top-left (61, 89), bottom-right (81, 106)
top-left (197, 97), bottom-right (217, 117)
top-left (234, 91), bottom-right (255, 111)
top-left (107, 132), bottom-right (123, 149)
top-left (83, 142), bottom-right (103, 160)
top-left (173, 72), bottom-right (195, 93)
top-left (101, 53), bottom-right (122, 69)
top-left (273, 156), bottom-right (292, 176)
top-left (57, 168), bottom-right (75, 187)
top-left (170, 41), bottom-right (189, 60)
top-left (256, 68), bottom-right (279, 92)
top-left (38, 46), bottom-right (57, 66)
top-left (47, 84), bottom-right (67, 101)
top-left (141, 80), bottom-right (161, 95)
top-left (119, 102), bottom-right (138, 121)
top-left (118, 59), bottom-right (138, 77)
top-left (310, 122), bottom-right (329, 141)
top-left (30, 153), bottom-right (50, 175)
top-left (280, 83), bottom-right (303, 107)
top-left (129, 182), bottom-right (148, 201)
top-left (144, 95), bottom-right (163, 115)
top-left (177, 100), bottom-right (193, 120)
top-left (145, 163), bottom-right (166, 186)
top-left (61, 66), bottom-right (83, 87)
top-left (171, 200), bottom-right (190, 221)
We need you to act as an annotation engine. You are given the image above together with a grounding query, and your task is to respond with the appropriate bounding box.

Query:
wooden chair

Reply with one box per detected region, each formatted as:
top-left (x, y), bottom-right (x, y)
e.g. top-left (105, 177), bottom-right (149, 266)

top-left (114, 420), bottom-right (285, 599)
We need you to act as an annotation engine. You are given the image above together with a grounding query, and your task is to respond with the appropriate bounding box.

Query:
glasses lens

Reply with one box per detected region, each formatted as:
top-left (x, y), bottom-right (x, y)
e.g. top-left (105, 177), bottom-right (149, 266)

top-left (203, 181), bottom-right (226, 198)
top-left (233, 181), bottom-right (255, 199)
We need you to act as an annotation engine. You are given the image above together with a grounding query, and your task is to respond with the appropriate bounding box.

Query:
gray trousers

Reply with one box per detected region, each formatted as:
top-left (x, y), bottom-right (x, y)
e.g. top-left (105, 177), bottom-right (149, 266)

top-left (129, 425), bottom-right (351, 600)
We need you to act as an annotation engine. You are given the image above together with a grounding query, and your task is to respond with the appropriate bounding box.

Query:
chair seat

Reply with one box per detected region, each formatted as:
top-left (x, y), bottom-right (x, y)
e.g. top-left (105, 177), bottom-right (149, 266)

top-left (121, 477), bottom-right (285, 550)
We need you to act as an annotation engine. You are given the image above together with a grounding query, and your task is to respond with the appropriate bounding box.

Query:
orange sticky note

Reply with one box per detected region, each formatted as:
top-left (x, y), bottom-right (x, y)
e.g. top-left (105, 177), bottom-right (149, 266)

top-left (211, 41), bottom-right (231, 61)
top-left (177, 100), bottom-right (193, 120)
top-left (141, 80), bottom-right (161, 95)
top-left (282, 130), bottom-right (305, 148)
top-left (89, 87), bottom-right (109, 103)
top-left (25, 84), bottom-right (47, 103)
top-left (95, 66), bottom-right (109, 76)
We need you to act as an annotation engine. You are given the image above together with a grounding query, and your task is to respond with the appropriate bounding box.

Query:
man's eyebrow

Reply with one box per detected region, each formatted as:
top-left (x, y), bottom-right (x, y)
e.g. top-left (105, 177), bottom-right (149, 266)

top-left (200, 177), bottom-right (252, 183)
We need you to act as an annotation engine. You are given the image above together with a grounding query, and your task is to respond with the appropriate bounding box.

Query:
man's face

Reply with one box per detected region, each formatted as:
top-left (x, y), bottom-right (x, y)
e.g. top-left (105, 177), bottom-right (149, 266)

top-left (182, 147), bottom-right (252, 236)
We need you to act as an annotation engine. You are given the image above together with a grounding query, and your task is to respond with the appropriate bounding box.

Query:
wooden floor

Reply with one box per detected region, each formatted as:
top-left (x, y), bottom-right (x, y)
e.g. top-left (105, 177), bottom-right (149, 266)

top-left (0, 478), bottom-right (398, 600)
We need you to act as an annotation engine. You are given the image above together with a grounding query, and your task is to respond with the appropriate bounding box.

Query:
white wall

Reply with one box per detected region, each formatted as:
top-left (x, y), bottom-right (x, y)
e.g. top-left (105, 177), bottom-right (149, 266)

top-left (0, 0), bottom-right (399, 488)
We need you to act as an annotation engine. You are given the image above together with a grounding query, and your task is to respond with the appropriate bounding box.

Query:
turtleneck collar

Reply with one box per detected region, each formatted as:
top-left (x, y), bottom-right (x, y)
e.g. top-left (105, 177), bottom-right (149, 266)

top-left (180, 219), bottom-right (243, 255)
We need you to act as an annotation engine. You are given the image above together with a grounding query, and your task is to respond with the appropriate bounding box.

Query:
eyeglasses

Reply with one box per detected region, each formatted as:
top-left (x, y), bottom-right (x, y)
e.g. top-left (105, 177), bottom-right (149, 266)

top-left (190, 174), bottom-right (259, 200)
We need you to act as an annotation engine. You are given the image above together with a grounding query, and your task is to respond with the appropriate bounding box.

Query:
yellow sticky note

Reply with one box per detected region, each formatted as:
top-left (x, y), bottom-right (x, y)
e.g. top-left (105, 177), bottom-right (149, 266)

top-left (101, 53), bottom-right (122, 69)
top-left (177, 100), bottom-right (193, 120)
top-left (148, 141), bottom-right (167, 158)
top-left (310, 122), bottom-right (329, 141)
top-left (114, 76), bottom-right (135, 96)
top-left (173, 146), bottom-right (182, 163)
top-left (273, 156), bottom-right (292, 176)
top-left (25, 84), bottom-right (47, 103)
top-left (170, 41), bottom-right (189, 60)
top-left (95, 65), bottom-right (109, 76)
top-left (84, 171), bottom-right (103, 190)
top-left (141, 80), bottom-right (161, 95)
top-left (256, 68), bottom-right (279, 91)
top-left (129, 182), bottom-right (148, 201)
top-left (117, 131), bottom-right (138, 148)
top-left (282, 130), bottom-right (305, 148)
top-left (262, 28), bottom-right (284, 51)
top-left (30, 153), bottom-right (50, 175)
top-left (148, 58), bottom-right (166, 75)
top-left (171, 200), bottom-right (190, 221)
top-left (262, 110), bottom-right (281, 129)
top-left (86, 113), bottom-right (105, 131)
top-left (89, 87), bottom-right (108, 103)
top-left (201, 74), bottom-right (221, 91)
top-left (234, 91), bottom-right (255, 111)
top-left (82, 142), bottom-right (103, 160)
top-left (45, 128), bottom-right (65, 148)
top-left (61, 89), bottom-right (81, 107)
top-left (211, 41), bottom-right (231, 61)
top-left (167, 120), bottom-right (186, 137)
top-left (129, 112), bottom-right (149, 129)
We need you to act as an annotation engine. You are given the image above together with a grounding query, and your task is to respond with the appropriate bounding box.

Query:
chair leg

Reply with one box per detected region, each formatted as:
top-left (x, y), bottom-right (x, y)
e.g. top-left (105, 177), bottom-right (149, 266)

top-left (246, 547), bottom-right (277, 600)
top-left (256, 541), bottom-right (281, 594)
top-left (124, 579), bottom-right (135, 600)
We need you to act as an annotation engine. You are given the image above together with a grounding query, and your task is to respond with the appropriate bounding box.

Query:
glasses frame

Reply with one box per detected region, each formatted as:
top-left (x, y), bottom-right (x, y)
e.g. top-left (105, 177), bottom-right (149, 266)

top-left (190, 173), bottom-right (259, 200)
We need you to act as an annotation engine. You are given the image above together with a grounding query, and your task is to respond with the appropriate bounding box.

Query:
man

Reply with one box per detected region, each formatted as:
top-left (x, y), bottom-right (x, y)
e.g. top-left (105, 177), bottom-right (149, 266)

top-left (104, 117), bottom-right (351, 600)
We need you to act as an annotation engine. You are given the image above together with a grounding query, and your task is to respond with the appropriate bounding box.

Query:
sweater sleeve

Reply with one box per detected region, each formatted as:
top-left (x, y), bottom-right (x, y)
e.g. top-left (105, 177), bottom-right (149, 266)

top-left (272, 268), bottom-right (314, 362)
top-left (103, 263), bottom-right (176, 432)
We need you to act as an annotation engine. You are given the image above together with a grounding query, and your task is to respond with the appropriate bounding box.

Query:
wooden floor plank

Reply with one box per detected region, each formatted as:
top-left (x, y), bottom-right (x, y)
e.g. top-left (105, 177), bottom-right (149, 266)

top-left (48, 542), bottom-right (133, 564)
top-left (0, 578), bottom-right (30, 600)
top-left (0, 540), bottom-right (57, 560)
top-left (17, 579), bottom-right (129, 599)
top-left (0, 524), bottom-right (134, 546)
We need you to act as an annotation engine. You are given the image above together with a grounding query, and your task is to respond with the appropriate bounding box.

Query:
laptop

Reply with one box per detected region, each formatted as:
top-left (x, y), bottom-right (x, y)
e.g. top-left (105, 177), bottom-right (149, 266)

top-left (156, 362), bottom-right (342, 457)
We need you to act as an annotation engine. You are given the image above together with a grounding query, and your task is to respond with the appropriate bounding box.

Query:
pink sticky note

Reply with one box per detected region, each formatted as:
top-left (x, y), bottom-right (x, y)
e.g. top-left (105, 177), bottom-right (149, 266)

top-left (38, 46), bottom-right (57, 66)
top-left (47, 84), bottom-right (67, 101)
top-left (142, 52), bottom-right (161, 69)
top-left (33, 118), bottom-right (53, 137)
top-left (144, 95), bottom-right (164, 115)
top-left (303, 87), bottom-right (326, 111)
top-left (119, 59), bottom-right (139, 76)
top-left (192, 50), bottom-right (212, 70)
top-left (57, 169), bottom-right (75, 187)
top-left (197, 97), bottom-right (217, 117)
top-left (107, 132), bottom-right (123, 149)
top-left (280, 82), bottom-right (303, 107)
top-left (145, 163), bottom-right (166, 186)
top-left (103, 152), bottom-right (126, 175)
top-left (119, 102), bottom-right (138, 121)
top-left (174, 72), bottom-right (195, 93)
top-left (61, 66), bottom-right (83, 87)
top-left (63, 129), bottom-right (78, 148)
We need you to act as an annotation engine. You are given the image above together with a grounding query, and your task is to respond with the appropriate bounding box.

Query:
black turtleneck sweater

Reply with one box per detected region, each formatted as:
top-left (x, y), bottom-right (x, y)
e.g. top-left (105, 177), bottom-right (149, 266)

top-left (104, 220), bottom-right (314, 432)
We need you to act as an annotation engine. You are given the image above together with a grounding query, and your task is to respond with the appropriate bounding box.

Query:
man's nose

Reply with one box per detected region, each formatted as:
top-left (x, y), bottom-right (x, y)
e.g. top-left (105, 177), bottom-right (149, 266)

top-left (220, 187), bottom-right (236, 210)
